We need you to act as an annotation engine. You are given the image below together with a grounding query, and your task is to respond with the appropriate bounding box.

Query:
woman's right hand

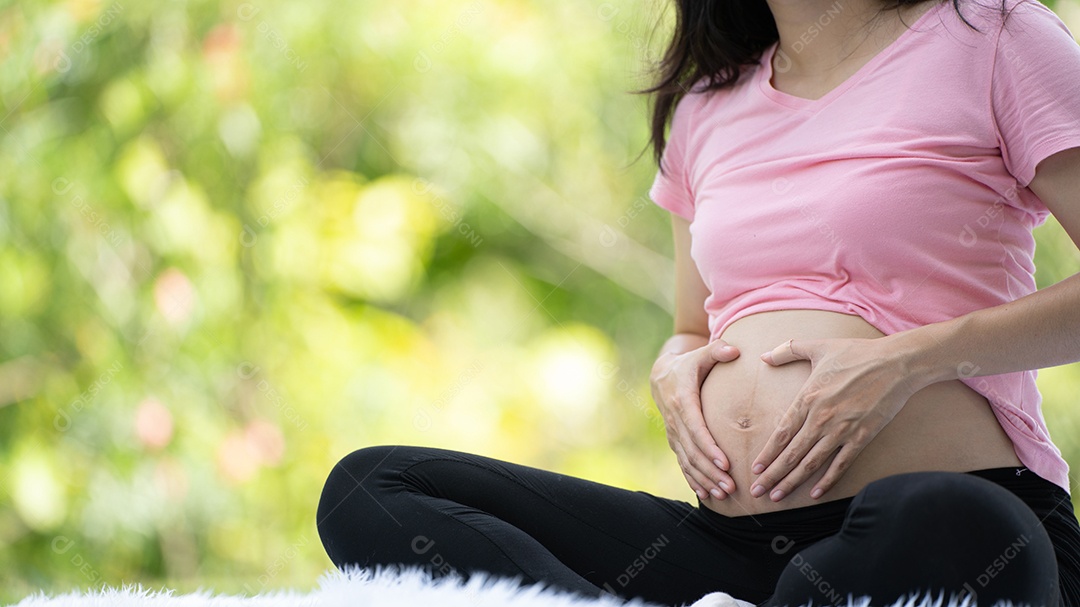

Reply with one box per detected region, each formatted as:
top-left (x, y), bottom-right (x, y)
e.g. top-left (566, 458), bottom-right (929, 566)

top-left (650, 339), bottom-right (741, 501)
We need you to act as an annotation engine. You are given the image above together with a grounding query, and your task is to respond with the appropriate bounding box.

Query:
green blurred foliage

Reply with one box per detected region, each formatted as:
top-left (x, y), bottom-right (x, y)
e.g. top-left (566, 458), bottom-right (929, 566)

top-left (0, 0), bottom-right (1078, 603)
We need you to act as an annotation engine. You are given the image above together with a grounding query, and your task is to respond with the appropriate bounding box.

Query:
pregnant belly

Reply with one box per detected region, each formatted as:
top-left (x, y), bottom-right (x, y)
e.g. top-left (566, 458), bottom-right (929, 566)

top-left (699, 309), bottom-right (1021, 516)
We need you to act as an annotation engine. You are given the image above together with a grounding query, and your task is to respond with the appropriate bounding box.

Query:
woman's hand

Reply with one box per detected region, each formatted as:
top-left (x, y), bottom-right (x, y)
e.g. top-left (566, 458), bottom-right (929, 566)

top-left (749, 335), bottom-right (924, 502)
top-left (650, 340), bottom-right (741, 501)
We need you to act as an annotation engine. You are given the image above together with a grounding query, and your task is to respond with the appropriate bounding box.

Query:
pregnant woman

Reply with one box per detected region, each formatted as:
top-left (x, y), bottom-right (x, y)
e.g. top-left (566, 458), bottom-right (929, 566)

top-left (316, 0), bottom-right (1080, 605)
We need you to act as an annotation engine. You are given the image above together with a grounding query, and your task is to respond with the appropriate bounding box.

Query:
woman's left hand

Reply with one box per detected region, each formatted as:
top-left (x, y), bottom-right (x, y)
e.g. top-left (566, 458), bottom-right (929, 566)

top-left (748, 335), bottom-right (925, 502)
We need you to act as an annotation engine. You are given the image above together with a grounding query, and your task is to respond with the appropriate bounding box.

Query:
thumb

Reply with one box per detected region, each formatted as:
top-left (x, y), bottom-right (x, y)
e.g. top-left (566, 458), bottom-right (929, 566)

top-left (760, 338), bottom-right (815, 366)
top-left (706, 340), bottom-right (741, 364)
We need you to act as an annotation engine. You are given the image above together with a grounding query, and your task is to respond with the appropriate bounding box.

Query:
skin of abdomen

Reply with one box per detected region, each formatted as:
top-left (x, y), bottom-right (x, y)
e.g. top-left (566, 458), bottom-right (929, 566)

top-left (698, 309), bottom-right (1022, 516)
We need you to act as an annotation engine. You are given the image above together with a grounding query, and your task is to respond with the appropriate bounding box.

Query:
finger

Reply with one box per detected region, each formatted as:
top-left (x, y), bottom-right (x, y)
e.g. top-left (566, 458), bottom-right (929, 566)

top-left (683, 469), bottom-right (708, 502)
top-left (751, 399), bottom-right (809, 476)
top-left (810, 442), bottom-right (864, 499)
top-left (705, 340), bottom-right (741, 365)
top-left (684, 415), bottom-right (736, 491)
top-left (765, 438), bottom-right (840, 502)
top-left (751, 428), bottom-right (820, 500)
top-left (671, 442), bottom-right (706, 498)
top-left (760, 338), bottom-right (816, 366)
top-left (679, 420), bottom-right (736, 494)
top-left (680, 392), bottom-right (731, 473)
top-left (674, 442), bottom-right (728, 500)
top-left (666, 429), bottom-right (705, 498)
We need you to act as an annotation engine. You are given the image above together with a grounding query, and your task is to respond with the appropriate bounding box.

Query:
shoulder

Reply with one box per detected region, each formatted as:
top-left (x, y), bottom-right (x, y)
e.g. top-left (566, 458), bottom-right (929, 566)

top-left (668, 77), bottom-right (713, 138)
top-left (678, 75), bottom-right (725, 112)
top-left (918, 0), bottom-right (1078, 80)
top-left (673, 69), bottom-right (753, 127)
top-left (996, 0), bottom-right (1078, 59)
top-left (946, 0), bottom-right (1075, 42)
top-left (999, 0), bottom-right (1073, 29)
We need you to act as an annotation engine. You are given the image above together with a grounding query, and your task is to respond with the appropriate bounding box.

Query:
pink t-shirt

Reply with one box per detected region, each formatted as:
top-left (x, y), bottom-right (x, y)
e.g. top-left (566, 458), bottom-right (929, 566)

top-left (649, 0), bottom-right (1080, 493)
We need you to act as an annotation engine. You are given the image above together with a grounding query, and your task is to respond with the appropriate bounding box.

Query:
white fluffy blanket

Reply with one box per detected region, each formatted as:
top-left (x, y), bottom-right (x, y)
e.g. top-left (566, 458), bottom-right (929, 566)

top-left (6, 566), bottom-right (1016, 607)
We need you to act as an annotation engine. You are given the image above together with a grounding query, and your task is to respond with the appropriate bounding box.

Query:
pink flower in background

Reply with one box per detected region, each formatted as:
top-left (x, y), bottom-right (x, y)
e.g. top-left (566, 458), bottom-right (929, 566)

top-left (135, 398), bottom-right (173, 450)
top-left (216, 419), bottom-right (285, 483)
top-left (217, 430), bottom-right (260, 484)
top-left (202, 24), bottom-right (248, 102)
top-left (202, 23), bottom-right (239, 59)
top-left (245, 419), bottom-right (284, 466)
top-left (153, 268), bottom-right (196, 325)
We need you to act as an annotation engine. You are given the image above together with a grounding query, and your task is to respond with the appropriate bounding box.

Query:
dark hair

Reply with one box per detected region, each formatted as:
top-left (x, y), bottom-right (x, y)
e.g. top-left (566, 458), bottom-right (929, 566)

top-left (636, 0), bottom-right (1001, 175)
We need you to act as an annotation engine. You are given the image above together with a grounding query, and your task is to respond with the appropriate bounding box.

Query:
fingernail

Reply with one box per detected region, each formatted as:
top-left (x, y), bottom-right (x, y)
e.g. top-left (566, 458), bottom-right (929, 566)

top-left (770, 489), bottom-right (785, 501)
top-left (718, 481), bottom-right (730, 493)
top-left (722, 345), bottom-right (736, 353)
top-left (811, 488), bottom-right (823, 499)
top-left (710, 488), bottom-right (723, 499)
top-left (760, 352), bottom-right (772, 363)
top-left (713, 459), bottom-right (725, 470)
top-left (751, 484), bottom-right (765, 497)
top-left (752, 463), bottom-right (764, 474)
top-left (695, 489), bottom-right (705, 500)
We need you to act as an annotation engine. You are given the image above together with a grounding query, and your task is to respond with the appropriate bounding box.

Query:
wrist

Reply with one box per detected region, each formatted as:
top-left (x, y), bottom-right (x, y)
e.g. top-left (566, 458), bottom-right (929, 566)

top-left (884, 318), bottom-right (966, 390)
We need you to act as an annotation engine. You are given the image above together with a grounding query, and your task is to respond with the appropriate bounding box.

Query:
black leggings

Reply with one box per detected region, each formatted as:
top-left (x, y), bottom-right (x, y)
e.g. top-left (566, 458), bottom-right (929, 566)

top-left (316, 445), bottom-right (1080, 607)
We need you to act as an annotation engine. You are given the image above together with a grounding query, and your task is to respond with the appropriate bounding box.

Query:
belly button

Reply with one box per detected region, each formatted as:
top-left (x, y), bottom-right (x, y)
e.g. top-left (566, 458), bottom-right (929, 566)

top-left (737, 417), bottom-right (752, 429)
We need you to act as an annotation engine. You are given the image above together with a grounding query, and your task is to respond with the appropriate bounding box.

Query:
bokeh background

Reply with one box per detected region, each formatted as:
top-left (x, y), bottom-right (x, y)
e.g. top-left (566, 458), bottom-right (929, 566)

top-left (2, 0), bottom-right (1080, 603)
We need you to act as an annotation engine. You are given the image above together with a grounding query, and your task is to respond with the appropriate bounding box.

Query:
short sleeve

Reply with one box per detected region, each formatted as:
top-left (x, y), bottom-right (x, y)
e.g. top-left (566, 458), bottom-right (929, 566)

top-left (991, 0), bottom-right (1080, 189)
top-left (648, 92), bottom-right (698, 221)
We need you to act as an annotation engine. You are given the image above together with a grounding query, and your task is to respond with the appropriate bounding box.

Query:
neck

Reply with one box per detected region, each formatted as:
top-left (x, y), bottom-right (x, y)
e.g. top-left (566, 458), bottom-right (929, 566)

top-left (765, 0), bottom-right (893, 75)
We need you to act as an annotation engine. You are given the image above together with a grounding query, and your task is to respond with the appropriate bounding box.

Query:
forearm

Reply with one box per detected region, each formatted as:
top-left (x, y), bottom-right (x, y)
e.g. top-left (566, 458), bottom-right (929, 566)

top-left (891, 272), bottom-right (1080, 387)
